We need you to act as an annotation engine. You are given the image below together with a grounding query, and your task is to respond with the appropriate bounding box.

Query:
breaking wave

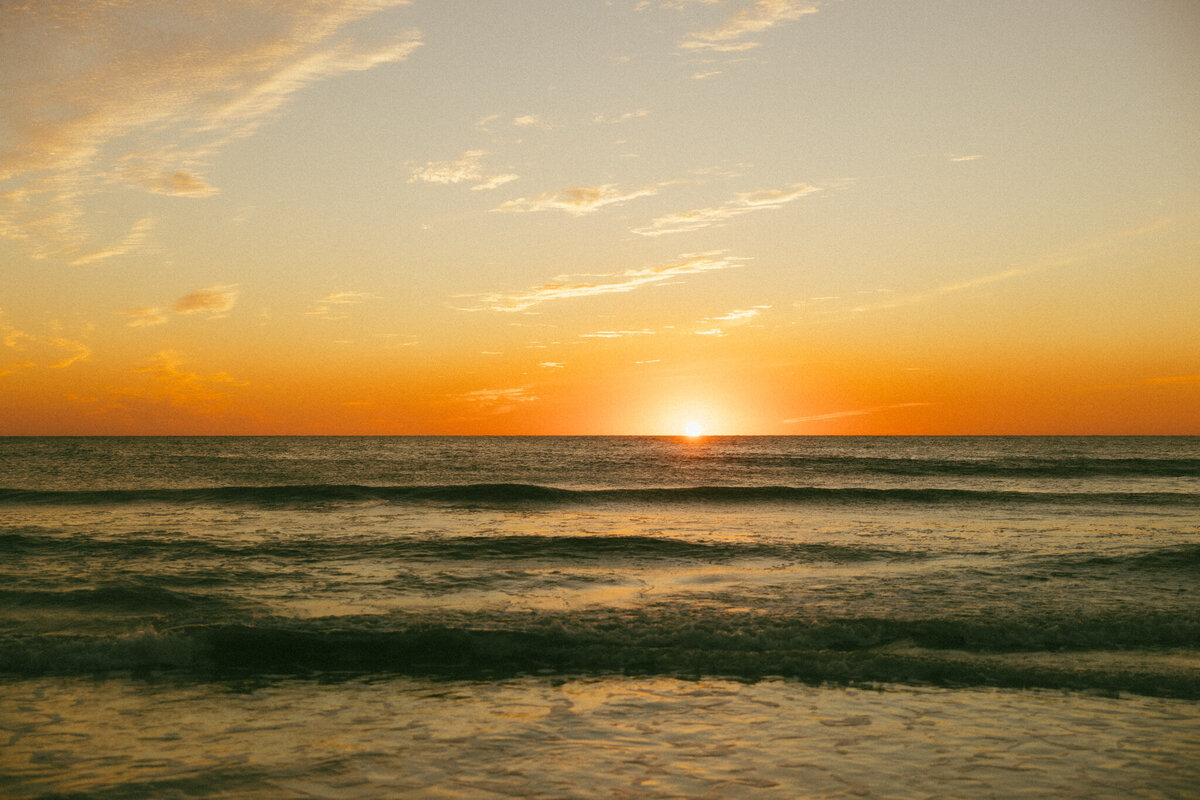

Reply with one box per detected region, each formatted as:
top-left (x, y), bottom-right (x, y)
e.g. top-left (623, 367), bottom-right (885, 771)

top-left (3, 612), bottom-right (1197, 699)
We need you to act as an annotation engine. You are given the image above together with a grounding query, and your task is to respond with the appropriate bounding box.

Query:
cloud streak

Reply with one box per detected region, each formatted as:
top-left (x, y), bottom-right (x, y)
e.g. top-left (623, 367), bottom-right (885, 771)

top-left (680, 0), bottom-right (818, 52)
top-left (126, 350), bottom-right (249, 411)
top-left (632, 184), bottom-right (819, 236)
top-left (1, 315), bottom-right (92, 374)
top-left (456, 386), bottom-right (539, 416)
top-left (120, 308), bottom-right (169, 329)
top-left (846, 219), bottom-right (1173, 315)
top-left (493, 183), bottom-right (668, 216)
top-left (691, 305), bottom-right (771, 336)
top-left (408, 150), bottom-right (518, 191)
top-left (579, 330), bottom-right (656, 339)
top-left (0, 1), bottom-right (421, 263)
top-left (463, 252), bottom-right (745, 312)
top-left (1144, 375), bottom-right (1200, 385)
top-left (69, 218), bottom-right (157, 267)
top-left (783, 403), bottom-right (932, 425)
top-left (592, 109), bottom-right (650, 125)
top-left (307, 290), bottom-right (379, 319)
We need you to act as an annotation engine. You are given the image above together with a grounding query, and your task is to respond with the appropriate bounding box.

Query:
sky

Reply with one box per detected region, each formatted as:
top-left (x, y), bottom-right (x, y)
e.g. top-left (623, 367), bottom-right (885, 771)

top-left (2, 0), bottom-right (1198, 435)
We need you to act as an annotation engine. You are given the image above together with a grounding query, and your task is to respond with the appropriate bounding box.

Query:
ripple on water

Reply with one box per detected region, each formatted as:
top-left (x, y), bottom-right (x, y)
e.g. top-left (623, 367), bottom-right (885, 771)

top-left (3, 675), bottom-right (1198, 799)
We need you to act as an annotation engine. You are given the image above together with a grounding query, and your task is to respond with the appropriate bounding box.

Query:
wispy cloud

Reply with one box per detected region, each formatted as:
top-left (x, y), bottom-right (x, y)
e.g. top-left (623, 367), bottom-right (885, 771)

top-left (512, 114), bottom-right (550, 129)
top-left (409, 151), bottom-right (488, 184)
top-left (1, 315), bottom-right (92, 374)
top-left (472, 174), bottom-right (520, 191)
top-left (135, 350), bottom-right (248, 400)
top-left (580, 330), bottom-right (656, 339)
top-left (123, 168), bottom-right (219, 198)
top-left (68, 217), bottom-right (157, 267)
top-left (1143, 374), bottom-right (1200, 385)
top-left (493, 166), bottom-right (744, 218)
top-left (709, 306), bottom-right (770, 322)
top-left (475, 114), bottom-right (501, 133)
top-left (1098, 373), bottom-right (1200, 391)
top-left (118, 285), bottom-right (241, 328)
top-left (119, 307), bottom-right (169, 328)
top-left (307, 290), bottom-right (379, 319)
top-left (324, 291), bottom-right (379, 305)
top-left (632, 184), bottom-right (819, 236)
top-left (592, 109), bottom-right (650, 125)
top-left (680, 0), bottom-right (818, 52)
top-left (457, 386), bottom-right (539, 416)
top-left (784, 402), bottom-right (932, 425)
top-left (408, 150), bottom-right (518, 191)
top-left (0, 1), bottom-right (421, 263)
top-left (172, 285), bottom-right (240, 318)
top-left (949, 154), bottom-right (983, 162)
top-left (493, 183), bottom-right (668, 216)
top-left (49, 339), bottom-right (90, 369)
top-left (691, 305), bottom-right (770, 336)
top-left (462, 252), bottom-right (745, 312)
top-left (76, 350), bottom-right (248, 416)
top-left (846, 219), bottom-right (1173, 315)
top-left (67, 349), bottom-right (249, 420)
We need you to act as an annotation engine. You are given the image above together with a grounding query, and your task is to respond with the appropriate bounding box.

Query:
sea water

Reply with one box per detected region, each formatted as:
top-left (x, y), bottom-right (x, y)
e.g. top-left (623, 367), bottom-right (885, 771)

top-left (1, 436), bottom-right (1198, 798)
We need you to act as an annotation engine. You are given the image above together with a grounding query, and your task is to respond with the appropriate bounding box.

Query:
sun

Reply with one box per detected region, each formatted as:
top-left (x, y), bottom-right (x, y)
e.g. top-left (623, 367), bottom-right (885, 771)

top-left (684, 421), bottom-right (703, 438)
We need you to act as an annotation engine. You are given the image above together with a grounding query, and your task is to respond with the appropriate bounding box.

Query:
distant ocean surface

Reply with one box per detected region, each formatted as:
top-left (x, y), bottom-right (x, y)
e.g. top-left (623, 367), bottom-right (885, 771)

top-left (3, 436), bottom-right (1198, 798)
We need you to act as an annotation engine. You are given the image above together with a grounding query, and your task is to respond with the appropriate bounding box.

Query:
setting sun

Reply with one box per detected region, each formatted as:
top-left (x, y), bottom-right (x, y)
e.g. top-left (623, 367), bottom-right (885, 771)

top-left (684, 422), bottom-right (703, 438)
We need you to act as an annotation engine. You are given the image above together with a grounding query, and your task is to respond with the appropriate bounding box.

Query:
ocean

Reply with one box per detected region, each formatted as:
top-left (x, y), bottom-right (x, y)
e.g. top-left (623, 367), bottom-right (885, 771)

top-left (1, 435), bottom-right (1198, 798)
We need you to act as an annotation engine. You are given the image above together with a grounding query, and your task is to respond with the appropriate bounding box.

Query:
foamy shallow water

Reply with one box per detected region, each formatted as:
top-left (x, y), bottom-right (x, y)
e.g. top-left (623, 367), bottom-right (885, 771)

top-left (4, 675), bottom-right (1197, 799)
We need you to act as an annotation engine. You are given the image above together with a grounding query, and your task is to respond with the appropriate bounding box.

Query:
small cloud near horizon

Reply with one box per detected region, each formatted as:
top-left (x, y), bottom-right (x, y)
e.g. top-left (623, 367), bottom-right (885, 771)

top-left (2, 316), bottom-right (93, 373)
top-left (457, 386), bottom-right (540, 416)
top-left (783, 402), bottom-right (932, 425)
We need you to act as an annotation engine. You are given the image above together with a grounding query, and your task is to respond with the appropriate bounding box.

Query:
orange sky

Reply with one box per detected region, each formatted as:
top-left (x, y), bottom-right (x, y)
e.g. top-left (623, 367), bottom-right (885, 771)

top-left (2, 1), bottom-right (1198, 435)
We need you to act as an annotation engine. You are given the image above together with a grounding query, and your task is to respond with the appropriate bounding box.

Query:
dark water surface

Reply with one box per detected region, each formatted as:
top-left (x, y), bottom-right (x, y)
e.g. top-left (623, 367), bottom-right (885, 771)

top-left (2, 436), bottom-right (1198, 798)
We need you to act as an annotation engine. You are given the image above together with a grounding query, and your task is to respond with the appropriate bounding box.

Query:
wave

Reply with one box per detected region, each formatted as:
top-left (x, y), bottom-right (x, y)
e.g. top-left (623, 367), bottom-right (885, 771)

top-left (0, 585), bottom-right (238, 612)
top-left (0, 530), bottom-right (929, 564)
top-left (352, 534), bottom-right (929, 563)
top-left (724, 455), bottom-right (1200, 478)
top-left (1033, 543), bottom-right (1200, 575)
top-left (2, 483), bottom-right (1196, 508)
top-left (3, 612), bottom-right (1197, 699)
